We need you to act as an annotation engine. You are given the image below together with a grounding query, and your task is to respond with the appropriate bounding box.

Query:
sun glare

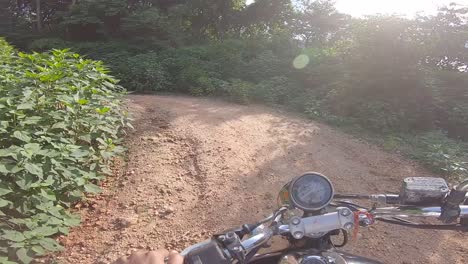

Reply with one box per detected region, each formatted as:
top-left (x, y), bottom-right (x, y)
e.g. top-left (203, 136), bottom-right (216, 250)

top-left (335, 0), bottom-right (463, 17)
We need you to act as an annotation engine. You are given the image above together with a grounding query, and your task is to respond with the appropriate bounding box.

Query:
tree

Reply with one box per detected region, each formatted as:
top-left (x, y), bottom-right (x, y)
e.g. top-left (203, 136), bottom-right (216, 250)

top-left (35, 0), bottom-right (42, 32)
top-left (293, 0), bottom-right (348, 46)
top-left (418, 3), bottom-right (468, 71)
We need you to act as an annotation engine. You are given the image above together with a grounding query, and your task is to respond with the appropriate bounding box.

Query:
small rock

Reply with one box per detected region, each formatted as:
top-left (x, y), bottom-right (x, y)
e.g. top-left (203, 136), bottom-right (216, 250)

top-left (115, 216), bottom-right (138, 229)
top-left (159, 205), bottom-right (175, 216)
top-left (134, 206), bottom-right (147, 214)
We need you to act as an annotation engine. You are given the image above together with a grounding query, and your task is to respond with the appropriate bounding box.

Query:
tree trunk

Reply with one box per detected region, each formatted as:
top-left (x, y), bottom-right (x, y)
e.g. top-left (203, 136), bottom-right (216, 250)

top-left (35, 0), bottom-right (42, 33)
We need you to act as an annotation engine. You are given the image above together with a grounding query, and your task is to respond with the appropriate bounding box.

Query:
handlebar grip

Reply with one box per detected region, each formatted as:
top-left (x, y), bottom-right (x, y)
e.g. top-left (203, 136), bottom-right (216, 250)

top-left (384, 194), bottom-right (400, 204)
top-left (183, 240), bottom-right (231, 264)
top-left (440, 188), bottom-right (468, 223)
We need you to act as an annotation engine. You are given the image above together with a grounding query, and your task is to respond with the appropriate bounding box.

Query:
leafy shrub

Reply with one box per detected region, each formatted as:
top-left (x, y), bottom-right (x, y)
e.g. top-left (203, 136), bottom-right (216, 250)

top-left (205, 40), bottom-right (248, 79)
top-left (220, 79), bottom-right (255, 104)
top-left (177, 66), bottom-right (220, 95)
top-left (121, 7), bottom-right (174, 45)
top-left (28, 38), bottom-right (70, 52)
top-left (251, 76), bottom-right (293, 104)
top-left (353, 102), bottom-right (407, 132)
top-left (245, 50), bottom-right (286, 82)
top-left (120, 52), bottom-right (171, 91)
top-left (429, 70), bottom-right (468, 140)
top-left (0, 39), bottom-right (130, 263)
top-left (407, 131), bottom-right (468, 180)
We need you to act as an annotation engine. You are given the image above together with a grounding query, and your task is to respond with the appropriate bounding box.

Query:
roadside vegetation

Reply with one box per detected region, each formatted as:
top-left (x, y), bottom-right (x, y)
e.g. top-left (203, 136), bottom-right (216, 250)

top-left (0, 0), bottom-right (467, 262)
top-left (0, 39), bottom-right (130, 262)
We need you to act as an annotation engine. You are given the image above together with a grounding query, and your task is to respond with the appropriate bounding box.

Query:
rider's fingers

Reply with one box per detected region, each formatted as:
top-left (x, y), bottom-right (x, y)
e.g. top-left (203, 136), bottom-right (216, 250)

top-left (112, 256), bottom-right (128, 264)
top-left (167, 251), bottom-right (184, 264)
top-left (128, 251), bottom-right (149, 263)
top-left (147, 249), bottom-right (169, 264)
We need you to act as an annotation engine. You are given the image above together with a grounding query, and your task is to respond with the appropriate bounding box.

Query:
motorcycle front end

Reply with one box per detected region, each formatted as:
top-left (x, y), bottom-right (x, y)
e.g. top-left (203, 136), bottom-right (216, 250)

top-left (176, 173), bottom-right (468, 264)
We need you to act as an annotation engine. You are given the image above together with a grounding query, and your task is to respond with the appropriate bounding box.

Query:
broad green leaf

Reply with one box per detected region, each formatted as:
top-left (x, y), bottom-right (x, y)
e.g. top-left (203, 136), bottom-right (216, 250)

top-left (70, 149), bottom-right (90, 158)
top-left (0, 198), bottom-right (9, 207)
top-left (63, 215), bottom-right (80, 226)
top-left (0, 257), bottom-right (17, 264)
top-left (31, 245), bottom-right (46, 255)
top-left (38, 237), bottom-right (63, 251)
top-left (0, 164), bottom-right (8, 174)
top-left (0, 185), bottom-right (12, 196)
top-left (96, 107), bottom-right (110, 114)
top-left (84, 183), bottom-right (101, 194)
top-left (51, 122), bottom-right (67, 129)
top-left (46, 216), bottom-right (63, 226)
top-left (10, 242), bottom-right (26, 248)
top-left (58, 226), bottom-right (69, 235)
top-left (78, 99), bottom-right (89, 105)
top-left (22, 116), bottom-right (42, 125)
top-left (32, 226), bottom-right (58, 237)
top-left (15, 174), bottom-right (35, 190)
top-left (40, 189), bottom-right (56, 201)
top-left (24, 143), bottom-right (41, 155)
top-left (13, 131), bottom-right (31, 142)
top-left (17, 103), bottom-right (34, 110)
top-left (16, 248), bottom-right (33, 264)
top-left (0, 148), bottom-right (15, 158)
top-left (79, 134), bottom-right (92, 143)
top-left (24, 163), bottom-right (43, 177)
top-left (0, 163), bottom-right (21, 174)
top-left (2, 230), bottom-right (26, 242)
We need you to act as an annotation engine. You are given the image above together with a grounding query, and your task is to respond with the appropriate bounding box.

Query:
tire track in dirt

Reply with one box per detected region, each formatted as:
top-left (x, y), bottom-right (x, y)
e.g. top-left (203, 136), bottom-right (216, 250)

top-left (53, 95), bottom-right (467, 264)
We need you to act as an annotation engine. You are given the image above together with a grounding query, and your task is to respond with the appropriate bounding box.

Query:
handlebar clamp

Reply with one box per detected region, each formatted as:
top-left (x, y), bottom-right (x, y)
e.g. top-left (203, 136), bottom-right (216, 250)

top-left (289, 207), bottom-right (355, 239)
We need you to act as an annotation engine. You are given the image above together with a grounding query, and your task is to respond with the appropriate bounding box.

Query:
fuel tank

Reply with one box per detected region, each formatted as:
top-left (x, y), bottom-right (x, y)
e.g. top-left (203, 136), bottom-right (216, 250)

top-left (328, 251), bottom-right (384, 264)
top-left (249, 250), bottom-right (383, 264)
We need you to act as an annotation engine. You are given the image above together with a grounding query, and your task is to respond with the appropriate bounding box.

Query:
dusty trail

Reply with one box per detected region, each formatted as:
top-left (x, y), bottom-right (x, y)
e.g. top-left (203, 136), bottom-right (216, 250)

top-left (55, 95), bottom-right (467, 264)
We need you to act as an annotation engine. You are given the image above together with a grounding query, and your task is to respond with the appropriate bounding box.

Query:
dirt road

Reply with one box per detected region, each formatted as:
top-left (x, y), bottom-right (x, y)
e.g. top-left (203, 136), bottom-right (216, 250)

top-left (55, 95), bottom-right (467, 263)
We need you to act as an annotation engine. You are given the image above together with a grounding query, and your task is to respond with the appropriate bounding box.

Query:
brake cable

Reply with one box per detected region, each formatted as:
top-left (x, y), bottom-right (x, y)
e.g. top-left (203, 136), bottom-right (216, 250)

top-left (376, 216), bottom-right (468, 231)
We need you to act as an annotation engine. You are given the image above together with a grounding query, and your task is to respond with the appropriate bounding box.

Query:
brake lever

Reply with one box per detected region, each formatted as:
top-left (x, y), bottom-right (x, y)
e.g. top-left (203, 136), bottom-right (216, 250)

top-left (440, 185), bottom-right (468, 223)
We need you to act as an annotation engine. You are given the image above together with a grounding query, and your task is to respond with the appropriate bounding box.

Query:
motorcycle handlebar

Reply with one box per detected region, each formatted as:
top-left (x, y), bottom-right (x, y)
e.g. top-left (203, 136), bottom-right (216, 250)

top-left (245, 205), bottom-right (468, 245)
top-left (178, 205), bottom-right (468, 263)
top-left (372, 205), bottom-right (468, 218)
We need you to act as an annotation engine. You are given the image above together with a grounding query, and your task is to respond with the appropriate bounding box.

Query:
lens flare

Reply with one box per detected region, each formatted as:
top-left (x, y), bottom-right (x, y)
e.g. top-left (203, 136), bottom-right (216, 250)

top-left (293, 54), bottom-right (309, 69)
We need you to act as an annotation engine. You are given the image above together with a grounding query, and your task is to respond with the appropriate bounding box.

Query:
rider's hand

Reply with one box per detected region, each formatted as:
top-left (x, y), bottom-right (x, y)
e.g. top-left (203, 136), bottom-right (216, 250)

top-left (113, 249), bottom-right (184, 264)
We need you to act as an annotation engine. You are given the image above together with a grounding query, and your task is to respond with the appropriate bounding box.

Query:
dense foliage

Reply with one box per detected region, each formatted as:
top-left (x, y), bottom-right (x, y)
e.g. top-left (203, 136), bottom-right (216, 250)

top-left (0, 38), bottom-right (129, 263)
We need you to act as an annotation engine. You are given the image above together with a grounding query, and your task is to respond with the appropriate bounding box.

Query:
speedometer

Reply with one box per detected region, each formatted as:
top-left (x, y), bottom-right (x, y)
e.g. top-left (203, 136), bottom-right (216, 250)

top-left (289, 173), bottom-right (334, 211)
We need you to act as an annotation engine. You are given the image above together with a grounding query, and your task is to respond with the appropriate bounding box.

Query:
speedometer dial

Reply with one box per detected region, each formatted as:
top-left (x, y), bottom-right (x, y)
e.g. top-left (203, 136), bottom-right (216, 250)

top-left (289, 173), bottom-right (334, 211)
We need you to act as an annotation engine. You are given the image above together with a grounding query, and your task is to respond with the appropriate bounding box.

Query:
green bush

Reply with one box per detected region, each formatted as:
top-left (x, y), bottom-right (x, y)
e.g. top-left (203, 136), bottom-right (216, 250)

top-left (252, 76), bottom-right (293, 104)
top-left (406, 131), bottom-right (468, 180)
top-left (0, 39), bottom-right (130, 263)
top-left (177, 66), bottom-right (220, 95)
top-left (120, 52), bottom-right (171, 91)
top-left (28, 38), bottom-right (70, 52)
top-left (245, 50), bottom-right (286, 82)
top-left (429, 70), bottom-right (468, 140)
top-left (220, 79), bottom-right (255, 104)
